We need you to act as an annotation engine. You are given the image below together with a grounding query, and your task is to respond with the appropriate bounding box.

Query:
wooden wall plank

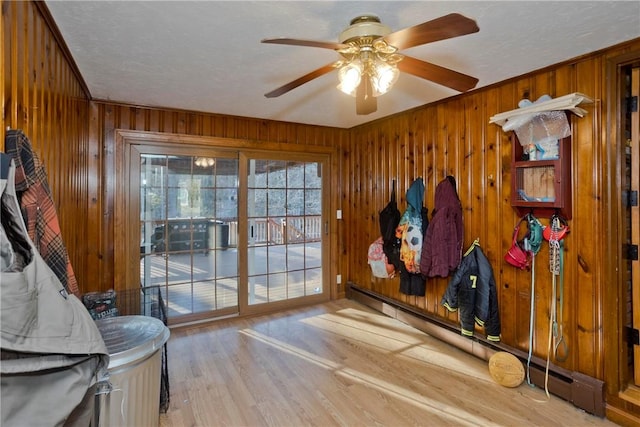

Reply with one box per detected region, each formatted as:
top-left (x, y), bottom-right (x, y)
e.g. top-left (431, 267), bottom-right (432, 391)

top-left (574, 57), bottom-right (603, 378)
top-left (4, 0), bottom-right (91, 294)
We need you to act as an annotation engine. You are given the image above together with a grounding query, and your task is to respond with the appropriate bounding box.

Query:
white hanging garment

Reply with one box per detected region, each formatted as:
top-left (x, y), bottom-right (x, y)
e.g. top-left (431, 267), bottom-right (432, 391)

top-left (0, 157), bottom-right (109, 427)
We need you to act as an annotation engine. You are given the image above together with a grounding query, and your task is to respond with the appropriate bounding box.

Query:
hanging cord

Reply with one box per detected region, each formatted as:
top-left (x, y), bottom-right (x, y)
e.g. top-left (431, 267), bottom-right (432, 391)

top-left (554, 239), bottom-right (569, 361)
top-left (545, 236), bottom-right (561, 400)
top-left (526, 248), bottom-right (536, 386)
top-left (524, 213), bottom-right (543, 388)
top-left (543, 214), bottom-right (570, 399)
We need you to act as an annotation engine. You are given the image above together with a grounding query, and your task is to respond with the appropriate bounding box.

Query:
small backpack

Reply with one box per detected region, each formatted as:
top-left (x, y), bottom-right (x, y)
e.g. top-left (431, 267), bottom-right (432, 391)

top-left (368, 236), bottom-right (395, 278)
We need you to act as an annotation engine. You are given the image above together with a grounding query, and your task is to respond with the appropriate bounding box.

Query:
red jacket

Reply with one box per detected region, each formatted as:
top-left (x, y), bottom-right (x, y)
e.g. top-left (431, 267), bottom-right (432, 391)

top-left (420, 176), bottom-right (463, 277)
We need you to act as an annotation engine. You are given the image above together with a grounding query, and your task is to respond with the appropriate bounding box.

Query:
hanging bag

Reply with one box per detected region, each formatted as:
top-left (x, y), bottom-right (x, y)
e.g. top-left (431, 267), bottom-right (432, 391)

top-left (543, 214), bottom-right (569, 242)
top-left (504, 216), bottom-right (531, 269)
top-left (368, 237), bottom-right (395, 278)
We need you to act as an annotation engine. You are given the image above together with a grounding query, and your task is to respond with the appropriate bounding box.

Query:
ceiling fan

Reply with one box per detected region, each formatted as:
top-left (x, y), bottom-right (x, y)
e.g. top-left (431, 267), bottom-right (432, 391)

top-left (262, 13), bottom-right (480, 115)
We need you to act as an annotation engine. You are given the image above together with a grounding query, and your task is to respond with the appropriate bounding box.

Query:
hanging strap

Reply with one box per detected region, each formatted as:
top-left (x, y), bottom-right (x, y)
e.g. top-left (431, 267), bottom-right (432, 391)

top-left (543, 226), bottom-right (562, 401)
top-left (391, 179), bottom-right (396, 203)
top-left (554, 240), bottom-right (569, 361)
top-left (544, 272), bottom-right (555, 400)
top-left (0, 153), bottom-right (11, 179)
top-left (543, 215), bottom-right (570, 399)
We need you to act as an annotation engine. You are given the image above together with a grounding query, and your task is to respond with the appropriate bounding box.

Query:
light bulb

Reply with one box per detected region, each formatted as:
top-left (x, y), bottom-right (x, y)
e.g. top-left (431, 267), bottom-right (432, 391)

top-left (371, 61), bottom-right (399, 96)
top-left (337, 61), bottom-right (362, 96)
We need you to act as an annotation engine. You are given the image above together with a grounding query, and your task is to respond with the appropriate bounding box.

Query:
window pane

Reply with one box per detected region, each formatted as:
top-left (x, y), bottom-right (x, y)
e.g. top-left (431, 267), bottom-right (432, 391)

top-left (268, 245), bottom-right (286, 273)
top-left (305, 189), bottom-right (321, 215)
top-left (217, 278), bottom-right (238, 309)
top-left (305, 162), bottom-right (322, 188)
top-left (286, 243), bottom-right (305, 270)
top-left (248, 189), bottom-right (266, 217)
top-left (287, 189), bottom-right (304, 215)
top-left (249, 246), bottom-right (268, 275)
top-left (305, 242), bottom-right (321, 269)
top-left (217, 188), bottom-right (238, 219)
top-left (287, 270), bottom-right (305, 298)
top-left (268, 273), bottom-right (287, 302)
top-left (268, 161), bottom-right (287, 188)
top-left (200, 188), bottom-right (215, 217)
top-left (305, 268), bottom-right (322, 295)
top-left (287, 161), bottom-right (304, 188)
top-left (268, 189), bottom-right (286, 216)
top-left (216, 159), bottom-right (238, 187)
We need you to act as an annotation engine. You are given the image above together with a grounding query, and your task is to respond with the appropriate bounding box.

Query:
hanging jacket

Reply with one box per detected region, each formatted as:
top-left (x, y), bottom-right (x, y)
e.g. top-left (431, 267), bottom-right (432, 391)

top-left (0, 156), bottom-right (109, 426)
top-left (4, 129), bottom-right (79, 297)
top-left (380, 180), bottom-right (402, 271)
top-left (440, 242), bottom-right (501, 341)
top-left (399, 177), bottom-right (424, 274)
top-left (398, 178), bottom-right (428, 296)
top-left (420, 176), bottom-right (463, 278)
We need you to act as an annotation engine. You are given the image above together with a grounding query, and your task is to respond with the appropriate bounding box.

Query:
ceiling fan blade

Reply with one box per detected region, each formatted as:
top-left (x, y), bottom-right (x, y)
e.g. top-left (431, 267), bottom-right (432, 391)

top-left (261, 37), bottom-right (349, 50)
top-left (382, 13), bottom-right (479, 50)
top-left (265, 62), bottom-right (339, 98)
top-left (397, 55), bottom-right (478, 93)
top-left (356, 78), bottom-right (377, 115)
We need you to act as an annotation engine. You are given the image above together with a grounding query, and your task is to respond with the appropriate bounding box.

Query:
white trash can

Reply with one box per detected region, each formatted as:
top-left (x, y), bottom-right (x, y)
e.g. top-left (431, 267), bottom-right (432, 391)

top-left (95, 316), bottom-right (170, 427)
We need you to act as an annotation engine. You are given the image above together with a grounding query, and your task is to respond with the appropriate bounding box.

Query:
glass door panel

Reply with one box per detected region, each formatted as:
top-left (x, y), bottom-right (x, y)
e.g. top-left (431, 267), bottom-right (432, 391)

top-left (139, 153), bottom-right (239, 323)
top-left (244, 157), bottom-right (326, 309)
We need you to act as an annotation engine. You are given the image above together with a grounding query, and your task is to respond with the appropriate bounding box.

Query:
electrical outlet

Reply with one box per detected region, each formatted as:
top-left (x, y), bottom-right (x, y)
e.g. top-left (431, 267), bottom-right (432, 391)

top-left (336, 274), bottom-right (342, 284)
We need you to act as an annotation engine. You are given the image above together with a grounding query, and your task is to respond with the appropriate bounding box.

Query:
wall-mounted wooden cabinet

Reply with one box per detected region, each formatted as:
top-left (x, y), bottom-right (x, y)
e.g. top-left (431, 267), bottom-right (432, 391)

top-left (510, 131), bottom-right (572, 219)
top-left (492, 96), bottom-right (591, 221)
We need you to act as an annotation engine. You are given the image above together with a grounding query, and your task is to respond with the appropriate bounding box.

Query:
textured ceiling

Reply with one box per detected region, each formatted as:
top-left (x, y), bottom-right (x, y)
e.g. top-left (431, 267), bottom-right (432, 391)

top-left (45, 1), bottom-right (640, 129)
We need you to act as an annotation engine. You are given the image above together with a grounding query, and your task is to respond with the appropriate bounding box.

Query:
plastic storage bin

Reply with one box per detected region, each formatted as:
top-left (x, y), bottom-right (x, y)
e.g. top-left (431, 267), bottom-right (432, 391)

top-left (95, 316), bottom-right (170, 427)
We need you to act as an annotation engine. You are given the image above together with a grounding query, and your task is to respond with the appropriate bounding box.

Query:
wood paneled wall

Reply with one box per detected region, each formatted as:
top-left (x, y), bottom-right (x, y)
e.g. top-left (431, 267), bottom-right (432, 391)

top-left (1, 0), bottom-right (91, 292)
top-left (88, 102), bottom-right (349, 294)
top-left (345, 38), bottom-right (640, 422)
top-left (4, 0), bottom-right (640, 422)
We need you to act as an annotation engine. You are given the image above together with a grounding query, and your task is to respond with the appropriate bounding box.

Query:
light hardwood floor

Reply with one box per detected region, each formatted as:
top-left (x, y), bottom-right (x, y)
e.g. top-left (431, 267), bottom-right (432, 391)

top-left (159, 299), bottom-right (618, 427)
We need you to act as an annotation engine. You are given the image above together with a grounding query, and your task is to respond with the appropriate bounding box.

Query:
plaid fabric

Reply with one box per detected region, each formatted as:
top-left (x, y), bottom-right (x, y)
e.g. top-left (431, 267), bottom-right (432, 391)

top-left (4, 130), bottom-right (80, 297)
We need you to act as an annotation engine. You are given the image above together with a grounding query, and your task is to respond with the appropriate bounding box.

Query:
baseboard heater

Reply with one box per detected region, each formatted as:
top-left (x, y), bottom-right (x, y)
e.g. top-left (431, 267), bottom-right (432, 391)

top-left (346, 282), bottom-right (605, 417)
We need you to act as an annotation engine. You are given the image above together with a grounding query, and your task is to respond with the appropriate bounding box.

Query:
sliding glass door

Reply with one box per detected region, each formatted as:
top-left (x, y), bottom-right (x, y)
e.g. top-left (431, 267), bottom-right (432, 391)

top-left (240, 153), bottom-right (328, 315)
top-left (133, 143), bottom-right (330, 324)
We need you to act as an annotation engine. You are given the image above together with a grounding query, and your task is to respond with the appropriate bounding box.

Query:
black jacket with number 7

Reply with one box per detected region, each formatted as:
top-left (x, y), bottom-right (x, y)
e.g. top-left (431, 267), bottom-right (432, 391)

top-left (441, 243), bottom-right (501, 342)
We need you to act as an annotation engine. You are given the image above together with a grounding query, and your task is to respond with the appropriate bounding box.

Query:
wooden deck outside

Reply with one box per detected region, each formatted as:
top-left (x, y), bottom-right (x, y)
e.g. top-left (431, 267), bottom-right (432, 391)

top-left (140, 239), bottom-right (322, 321)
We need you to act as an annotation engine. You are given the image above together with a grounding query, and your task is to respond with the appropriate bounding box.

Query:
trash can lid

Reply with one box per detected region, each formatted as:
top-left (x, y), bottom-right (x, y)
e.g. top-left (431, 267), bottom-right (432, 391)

top-left (96, 315), bottom-right (170, 369)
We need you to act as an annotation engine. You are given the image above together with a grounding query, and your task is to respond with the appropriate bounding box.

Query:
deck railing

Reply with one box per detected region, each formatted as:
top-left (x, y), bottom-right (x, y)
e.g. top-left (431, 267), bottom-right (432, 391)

top-left (240, 215), bottom-right (321, 246)
top-left (145, 216), bottom-right (322, 251)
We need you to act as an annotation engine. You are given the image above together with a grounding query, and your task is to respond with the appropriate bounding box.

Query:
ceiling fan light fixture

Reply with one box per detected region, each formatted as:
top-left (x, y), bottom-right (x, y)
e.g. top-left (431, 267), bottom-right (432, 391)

top-left (337, 60), bottom-right (363, 95)
top-left (195, 157), bottom-right (215, 167)
top-left (262, 12), bottom-right (480, 115)
top-left (371, 61), bottom-right (399, 96)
